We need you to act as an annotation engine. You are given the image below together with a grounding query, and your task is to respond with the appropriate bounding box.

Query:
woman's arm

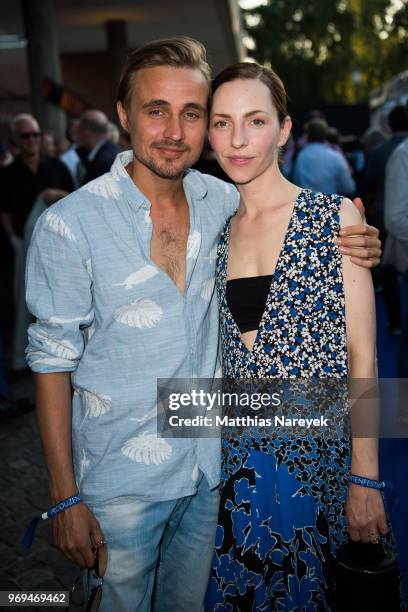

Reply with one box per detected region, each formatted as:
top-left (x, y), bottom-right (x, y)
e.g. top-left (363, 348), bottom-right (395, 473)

top-left (340, 198), bottom-right (388, 543)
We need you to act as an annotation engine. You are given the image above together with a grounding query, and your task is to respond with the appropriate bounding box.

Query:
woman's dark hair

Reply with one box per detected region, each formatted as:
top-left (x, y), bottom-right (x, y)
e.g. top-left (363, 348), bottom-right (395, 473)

top-left (211, 62), bottom-right (288, 124)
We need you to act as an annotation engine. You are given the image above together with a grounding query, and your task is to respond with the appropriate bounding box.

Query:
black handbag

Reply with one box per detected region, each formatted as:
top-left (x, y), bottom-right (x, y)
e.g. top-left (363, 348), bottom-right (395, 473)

top-left (335, 539), bottom-right (401, 611)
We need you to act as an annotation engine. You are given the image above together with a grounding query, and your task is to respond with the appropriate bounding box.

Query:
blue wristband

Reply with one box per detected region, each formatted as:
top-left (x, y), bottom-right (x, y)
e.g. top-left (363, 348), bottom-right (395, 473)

top-left (22, 493), bottom-right (82, 549)
top-left (349, 474), bottom-right (396, 509)
top-left (349, 475), bottom-right (386, 490)
top-left (47, 494), bottom-right (82, 519)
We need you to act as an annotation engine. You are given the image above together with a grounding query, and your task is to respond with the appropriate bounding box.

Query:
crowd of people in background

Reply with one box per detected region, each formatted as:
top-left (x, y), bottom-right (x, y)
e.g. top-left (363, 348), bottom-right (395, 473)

top-left (286, 105), bottom-right (408, 396)
top-left (0, 102), bottom-right (407, 416)
top-left (0, 110), bottom-right (130, 416)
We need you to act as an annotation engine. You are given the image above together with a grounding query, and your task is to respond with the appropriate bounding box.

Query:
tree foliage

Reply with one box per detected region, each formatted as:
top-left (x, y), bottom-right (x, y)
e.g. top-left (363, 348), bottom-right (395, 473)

top-left (243, 0), bottom-right (408, 105)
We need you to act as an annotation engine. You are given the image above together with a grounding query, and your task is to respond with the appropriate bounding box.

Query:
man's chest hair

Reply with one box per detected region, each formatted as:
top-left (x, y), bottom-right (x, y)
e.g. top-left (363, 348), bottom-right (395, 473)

top-left (150, 222), bottom-right (189, 283)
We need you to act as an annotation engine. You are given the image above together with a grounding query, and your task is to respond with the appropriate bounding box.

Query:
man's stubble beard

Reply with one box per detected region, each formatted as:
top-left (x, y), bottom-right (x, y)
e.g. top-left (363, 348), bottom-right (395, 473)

top-left (133, 147), bottom-right (197, 181)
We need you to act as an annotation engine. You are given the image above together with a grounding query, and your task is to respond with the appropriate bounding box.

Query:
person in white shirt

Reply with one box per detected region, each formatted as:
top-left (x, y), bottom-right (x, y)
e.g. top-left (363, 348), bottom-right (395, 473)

top-left (384, 137), bottom-right (408, 381)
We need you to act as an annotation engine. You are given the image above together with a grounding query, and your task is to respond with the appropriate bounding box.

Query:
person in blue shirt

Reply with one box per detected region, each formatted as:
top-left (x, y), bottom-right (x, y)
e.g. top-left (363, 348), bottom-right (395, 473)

top-left (25, 37), bottom-right (382, 611)
top-left (293, 117), bottom-right (356, 196)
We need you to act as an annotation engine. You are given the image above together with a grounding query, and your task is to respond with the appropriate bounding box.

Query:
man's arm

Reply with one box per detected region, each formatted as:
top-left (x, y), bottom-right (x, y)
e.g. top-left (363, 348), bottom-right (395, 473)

top-left (58, 157), bottom-right (75, 193)
top-left (42, 158), bottom-right (74, 206)
top-left (41, 189), bottom-right (71, 206)
top-left (35, 372), bottom-right (103, 567)
top-left (26, 205), bottom-right (102, 568)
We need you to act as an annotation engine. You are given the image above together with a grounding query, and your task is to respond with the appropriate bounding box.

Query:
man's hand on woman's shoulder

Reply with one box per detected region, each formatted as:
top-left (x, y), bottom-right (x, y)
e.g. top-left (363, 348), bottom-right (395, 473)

top-left (334, 197), bottom-right (381, 269)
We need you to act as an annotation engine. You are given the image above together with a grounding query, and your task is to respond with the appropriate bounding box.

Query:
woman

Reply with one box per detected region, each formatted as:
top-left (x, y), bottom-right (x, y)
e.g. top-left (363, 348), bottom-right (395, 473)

top-left (205, 62), bottom-right (399, 610)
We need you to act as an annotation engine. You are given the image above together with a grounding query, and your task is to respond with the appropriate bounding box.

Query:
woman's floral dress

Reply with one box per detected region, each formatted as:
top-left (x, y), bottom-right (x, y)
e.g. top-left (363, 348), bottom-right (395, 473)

top-left (206, 190), bottom-right (402, 611)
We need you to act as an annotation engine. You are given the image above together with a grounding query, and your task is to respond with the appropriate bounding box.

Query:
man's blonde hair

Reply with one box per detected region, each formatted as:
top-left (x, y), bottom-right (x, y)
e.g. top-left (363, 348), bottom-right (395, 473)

top-left (117, 36), bottom-right (211, 110)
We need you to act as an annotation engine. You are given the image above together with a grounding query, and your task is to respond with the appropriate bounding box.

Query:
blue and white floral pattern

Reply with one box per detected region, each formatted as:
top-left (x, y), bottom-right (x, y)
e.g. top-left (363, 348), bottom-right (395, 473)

top-left (206, 191), bottom-right (401, 611)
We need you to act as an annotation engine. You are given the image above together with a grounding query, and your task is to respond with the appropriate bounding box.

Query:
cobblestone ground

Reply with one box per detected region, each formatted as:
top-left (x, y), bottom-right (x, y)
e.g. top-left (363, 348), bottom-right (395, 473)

top-left (0, 375), bottom-right (83, 611)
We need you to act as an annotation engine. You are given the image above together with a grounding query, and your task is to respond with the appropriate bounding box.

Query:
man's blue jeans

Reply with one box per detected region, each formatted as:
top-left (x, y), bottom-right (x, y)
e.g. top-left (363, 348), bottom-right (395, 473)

top-left (86, 472), bottom-right (219, 611)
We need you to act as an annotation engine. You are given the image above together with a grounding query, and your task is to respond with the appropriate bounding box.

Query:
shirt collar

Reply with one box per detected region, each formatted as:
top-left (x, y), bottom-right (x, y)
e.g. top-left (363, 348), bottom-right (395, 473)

top-left (110, 150), bottom-right (208, 211)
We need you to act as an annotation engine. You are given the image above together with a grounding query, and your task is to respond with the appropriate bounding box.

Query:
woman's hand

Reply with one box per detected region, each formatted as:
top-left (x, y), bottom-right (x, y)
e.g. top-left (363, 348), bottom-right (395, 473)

top-left (345, 483), bottom-right (389, 543)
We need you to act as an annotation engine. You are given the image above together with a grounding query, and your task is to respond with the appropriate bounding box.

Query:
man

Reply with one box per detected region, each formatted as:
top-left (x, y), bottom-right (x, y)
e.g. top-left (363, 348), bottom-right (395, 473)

top-left (364, 105), bottom-right (408, 334)
top-left (0, 114), bottom-right (73, 372)
top-left (364, 105), bottom-right (408, 231)
top-left (25, 38), bottom-right (381, 611)
top-left (384, 138), bottom-right (408, 384)
top-left (293, 118), bottom-right (356, 196)
top-left (76, 109), bottom-right (120, 185)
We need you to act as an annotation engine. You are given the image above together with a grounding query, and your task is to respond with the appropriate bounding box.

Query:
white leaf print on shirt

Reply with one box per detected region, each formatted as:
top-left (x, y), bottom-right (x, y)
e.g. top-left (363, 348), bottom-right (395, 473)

top-left (191, 464), bottom-right (199, 482)
top-left (201, 277), bottom-right (215, 301)
top-left (113, 265), bottom-right (158, 290)
top-left (78, 449), bottom-right (91, 484)
top-left (121, 433), bottom-right (172, 465)
top-left (187, 230), bottom-right (201, 259)
top-left (83, 390), bottom-right (112, 418)
top-left (114, 299), bottom-right (163, 328)
top-left (82, 176), bottom-right (121, 200)
top-left (129, 406), bottom-right (157, 425)
top-left (43, 336), bottom-right (79, 360)
top-left (144, 210), bottom-right (152, 224)
top-left (45, 212), bottom-right (76, 242)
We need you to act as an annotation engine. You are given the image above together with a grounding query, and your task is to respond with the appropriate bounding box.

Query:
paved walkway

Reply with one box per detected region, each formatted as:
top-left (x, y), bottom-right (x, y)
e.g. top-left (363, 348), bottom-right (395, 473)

top-left (0, 375), bottom-right (82, 611)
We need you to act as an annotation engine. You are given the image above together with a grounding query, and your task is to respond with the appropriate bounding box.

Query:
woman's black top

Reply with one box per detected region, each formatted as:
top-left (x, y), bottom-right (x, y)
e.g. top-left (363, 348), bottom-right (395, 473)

top-left (226, 274), bottom-right (273, 334)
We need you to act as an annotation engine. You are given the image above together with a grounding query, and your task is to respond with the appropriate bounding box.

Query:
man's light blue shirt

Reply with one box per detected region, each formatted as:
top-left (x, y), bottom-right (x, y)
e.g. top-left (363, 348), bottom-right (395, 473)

top-left (25, 151), bottom-right (238, 504)
top-left (293, 142), bottom-right (355, 196)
